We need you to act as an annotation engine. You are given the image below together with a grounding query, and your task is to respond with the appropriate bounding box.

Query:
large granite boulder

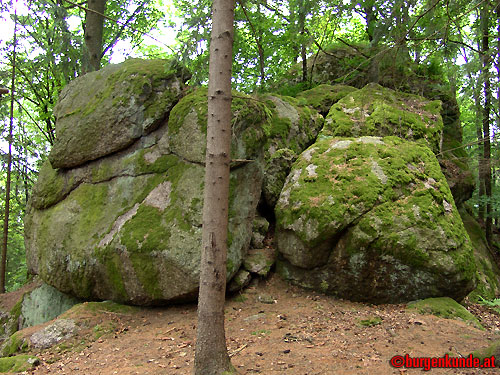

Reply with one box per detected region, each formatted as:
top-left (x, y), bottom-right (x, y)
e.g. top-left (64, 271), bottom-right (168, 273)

top-left (26, 77), bottom-right (268, 305)
top-left (321, 83), bottom-right (443, 153)
top-left (49, 59), bottom-right (190, 169)
top-left (260, 95), bottom-right (324, 207)
top-left (25, 62), bottom-right (324, 305)
top-left (278, 45), bottom-right (474, 205)
top-left (275, 136), bottom-right (476, 303)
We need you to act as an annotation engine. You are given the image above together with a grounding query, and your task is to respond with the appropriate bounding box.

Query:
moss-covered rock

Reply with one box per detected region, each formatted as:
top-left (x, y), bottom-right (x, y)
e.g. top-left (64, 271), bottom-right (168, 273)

top-left (26, 150), bottom-right (262, 305)
top-left (460, 206), bottom-right (500, 301)
top-left (0, 332), bottom-right (28, 357)
top-left (250, 216), bottom-right (269, 249)
top-left (29, 319), bottom-right (77, 349)
top-left (471, 340), bottom-right (500, 367)
top-left (26, 77), bottom-right (265, 305)
top-left (260, 95), bottom-right (324, 207)
top-left (49, 59), bottom-right (190, 169)
top-left (275, 136), bottom-right (476, 303)
top-left (227, 270), bottom-right (251, 293)
top-left (407, 297), bottom-right (483, 329)
top-left (279, 45), bottom-right (474, 206)
top-left (321, 83), bottom-right (443, 153)
top-left (295, 84), bottom-right (357, 115)
top-left (242, 248), bottom-right (276, 277)
top-left (0, 355), bottom-right (39, 372)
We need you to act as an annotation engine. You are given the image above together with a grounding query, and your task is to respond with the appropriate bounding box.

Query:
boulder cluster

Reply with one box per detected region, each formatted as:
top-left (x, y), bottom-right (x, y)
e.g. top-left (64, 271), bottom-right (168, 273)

top-left (24, 54), bottom-right (492, 305)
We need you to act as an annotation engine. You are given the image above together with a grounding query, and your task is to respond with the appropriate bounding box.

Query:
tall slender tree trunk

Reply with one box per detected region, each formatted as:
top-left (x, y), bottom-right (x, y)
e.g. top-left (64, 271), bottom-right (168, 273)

top-left (465, 43), bottom-right (487, 221)
top-left (83, 0), bottom-right (107, 73)
top-left (1, 12), bottom-right (17, 293)
top-left (298, 0), bottom-right (307, 82)
top-left (481, 3), bottom-right (492, 244)
top-left (362, 0), bottom-right (380, 83)
top-left (194, 0), bottom-right (236, 373)
top-left (495, 1), bottom-right (500, 229)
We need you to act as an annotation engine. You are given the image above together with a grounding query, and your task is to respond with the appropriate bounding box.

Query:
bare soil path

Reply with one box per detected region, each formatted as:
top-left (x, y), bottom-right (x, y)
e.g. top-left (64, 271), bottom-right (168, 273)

top-left (4, 275), bottom-right (500, 375)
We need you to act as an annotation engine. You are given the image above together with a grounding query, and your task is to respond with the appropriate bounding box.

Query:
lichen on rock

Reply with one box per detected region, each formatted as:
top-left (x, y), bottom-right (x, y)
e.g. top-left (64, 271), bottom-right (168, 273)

top-left (275, 136), bottom-right (476, 303)
top-left (321, 83), bottom-right (443, 153)
top-left (49, 59), bottom-right (190, 169)
top-left (26, 67), bottom-right (265, 305)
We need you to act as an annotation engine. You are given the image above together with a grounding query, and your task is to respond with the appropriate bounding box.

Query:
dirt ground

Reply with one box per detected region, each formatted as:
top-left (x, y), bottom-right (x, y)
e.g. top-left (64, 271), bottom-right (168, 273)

top-left (3, 274), bottom-right (500, 375)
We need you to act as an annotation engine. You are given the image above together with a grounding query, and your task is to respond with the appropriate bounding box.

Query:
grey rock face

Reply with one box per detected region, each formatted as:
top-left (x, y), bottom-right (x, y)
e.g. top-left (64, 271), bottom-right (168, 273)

top-left (21, 283), bottom-right (81, 329)
top-left (30, 319), bottom-right (76, 349)
top-left (26, 87), bottom-right (264, 305)
top-left (49, 59), bottom-right (189, 169)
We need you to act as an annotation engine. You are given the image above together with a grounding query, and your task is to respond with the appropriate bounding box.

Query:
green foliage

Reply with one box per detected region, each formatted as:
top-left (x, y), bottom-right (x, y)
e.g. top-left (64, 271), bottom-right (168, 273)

top-left (358, 317), bottom-right (382, 327)
top-left (478, 297), bottom-right (500, 312)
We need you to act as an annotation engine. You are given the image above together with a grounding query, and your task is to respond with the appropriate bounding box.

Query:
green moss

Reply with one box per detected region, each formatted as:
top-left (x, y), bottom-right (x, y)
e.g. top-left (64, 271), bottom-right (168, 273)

top-left (319, 280), bottom-right (329, 293)
top-left (91, 162), bottom-right (113, 183)
top-left (1, 332), bottom-right (27, 357)
top-left (322, 84), bottom-right (443, 153)
top-left (129, 253), bottom-right (164, 300)
top-left (94, 250), bottom-right (128, 302)
top-left (67, 302), bottom-right (135, 318)
top-left (407, 297), bottom-right (483, 330)
top-left (0, 355), bottom-right (39, 372)
top-left (168, 88), bottom-right (269, 160)
top-left (168, 87), bottom-right (209, 134)
top-left (358, 316), bottom-right (382, 327)
top-left (9, 298), bottom-right (23, 322)
top-left (226, 258), bottom-right (235, 275)
top-left (31, 161), bottom-right (66, 209)
top-left (276, 136), bottom-right (476, 289)
top-left (120, 205), bottom-right (166, 253)
top-left (93, 322), bottom-right (116, 339)
top-left (471, 340), bottom-right (500, 361)
top-left (81, 59), bottom-right (183, 120)
top-left (296, 84), bottom-right (358, 113)
top-left (232, 294), bottom-right (247, 302)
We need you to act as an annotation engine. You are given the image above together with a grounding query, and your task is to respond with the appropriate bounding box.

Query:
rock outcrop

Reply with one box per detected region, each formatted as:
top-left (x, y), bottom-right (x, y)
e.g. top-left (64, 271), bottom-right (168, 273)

top-left (24, 54), bottom-right (493, 306)
top-left (26, 65), bottom-right (267, 305)
top-left (275, 136), bottom-right (476, 303)
top-left (278, 45), bottom-right (475, 206)
top-left (25, 60), bottom-right (324, 305)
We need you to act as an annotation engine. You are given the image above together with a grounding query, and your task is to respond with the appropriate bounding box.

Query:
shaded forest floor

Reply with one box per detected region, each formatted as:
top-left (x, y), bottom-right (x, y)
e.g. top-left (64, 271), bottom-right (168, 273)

top-left (2, 274), bottom-right (500, 375)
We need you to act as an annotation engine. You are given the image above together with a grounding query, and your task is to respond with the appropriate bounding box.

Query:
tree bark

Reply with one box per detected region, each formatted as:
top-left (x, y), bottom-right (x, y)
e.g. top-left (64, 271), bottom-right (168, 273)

top-left (362, 0), bottom-right (380, 83)
top-left (194, 0), bottom-right (236, 373)
top-left (481, 3), bottom-right (492, 244)
top-left (298, 0), bottom-right (307, 82)
top-left (83, 0), bottom-right (107, 73)
top-left (1, 12), bottom-right (17, 293)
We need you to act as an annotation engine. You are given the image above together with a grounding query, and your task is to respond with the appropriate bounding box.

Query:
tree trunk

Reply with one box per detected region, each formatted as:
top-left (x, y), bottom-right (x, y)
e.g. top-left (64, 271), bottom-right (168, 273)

top-left (481, 3), bottom-right (492, 244)
top-left (362, 0), bottom-right (380, 83)
top-left (298, 0), bottom-right (307, 82)
top-left (1, 12), bottom-right (17, 293)
top-left (194, 0), bottom-right (236, 373)
top-left (495, 1), bottom-right (500, 229)
top-left (83, 0), bottom-right (107, 73)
